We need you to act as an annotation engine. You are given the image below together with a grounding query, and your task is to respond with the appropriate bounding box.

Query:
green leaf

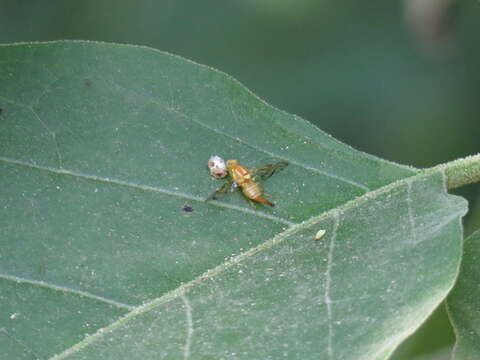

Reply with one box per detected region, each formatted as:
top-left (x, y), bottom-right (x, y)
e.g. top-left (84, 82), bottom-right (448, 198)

top-left (447, 230), bottom-right (480, 360)
top-left (0, 41), bottom-right (467, 359)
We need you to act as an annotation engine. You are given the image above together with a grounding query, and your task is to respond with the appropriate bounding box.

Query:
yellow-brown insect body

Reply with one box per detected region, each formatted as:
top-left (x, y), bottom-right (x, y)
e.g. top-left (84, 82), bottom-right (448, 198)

top-left (227, 160), bottom-right (274, 206)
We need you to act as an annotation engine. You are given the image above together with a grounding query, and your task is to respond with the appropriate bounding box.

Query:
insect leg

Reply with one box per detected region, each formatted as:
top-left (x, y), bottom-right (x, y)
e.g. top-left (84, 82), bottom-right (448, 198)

top-left (247, 198), bottom-right (257, 209)
top-left (205, 179), bottom-right (234, 202)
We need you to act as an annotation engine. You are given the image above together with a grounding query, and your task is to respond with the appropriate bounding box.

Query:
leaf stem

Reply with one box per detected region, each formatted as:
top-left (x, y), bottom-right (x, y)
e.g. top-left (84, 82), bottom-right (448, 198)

top-left (426, 153), bottom-right (480, 189)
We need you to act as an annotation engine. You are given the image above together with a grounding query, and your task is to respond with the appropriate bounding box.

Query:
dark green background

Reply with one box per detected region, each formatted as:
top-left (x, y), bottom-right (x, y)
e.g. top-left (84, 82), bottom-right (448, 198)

top-left (1, 1), bottom-right (478, 359)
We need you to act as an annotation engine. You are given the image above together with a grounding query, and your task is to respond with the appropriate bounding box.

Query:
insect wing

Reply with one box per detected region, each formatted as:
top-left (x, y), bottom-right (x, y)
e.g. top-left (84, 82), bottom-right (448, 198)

top-left (251, 161), bottom-right (288, 181)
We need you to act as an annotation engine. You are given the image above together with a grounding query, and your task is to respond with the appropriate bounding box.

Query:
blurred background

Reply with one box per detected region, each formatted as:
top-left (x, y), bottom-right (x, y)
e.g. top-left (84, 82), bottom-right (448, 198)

top-left (0, 1), bottom-right (478, 358)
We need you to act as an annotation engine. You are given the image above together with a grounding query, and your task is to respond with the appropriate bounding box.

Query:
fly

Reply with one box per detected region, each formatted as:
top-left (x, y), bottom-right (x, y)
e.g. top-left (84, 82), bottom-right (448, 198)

top-left (206, 159), bottom-right (288, 207)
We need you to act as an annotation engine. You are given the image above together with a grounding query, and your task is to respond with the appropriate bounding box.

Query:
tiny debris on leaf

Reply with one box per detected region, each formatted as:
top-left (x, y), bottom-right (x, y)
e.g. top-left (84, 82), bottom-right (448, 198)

top-left (182, 205), bottom-right (194, 213)
top-left (315, 229), bottom-right (326, 240)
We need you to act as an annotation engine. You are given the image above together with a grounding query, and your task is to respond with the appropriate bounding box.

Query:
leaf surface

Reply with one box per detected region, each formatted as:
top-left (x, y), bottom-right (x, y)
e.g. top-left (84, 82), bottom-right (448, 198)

top-left (0, 41), bottom-right (467, 359)
top-left (447, 230), bottom-right (480, 360)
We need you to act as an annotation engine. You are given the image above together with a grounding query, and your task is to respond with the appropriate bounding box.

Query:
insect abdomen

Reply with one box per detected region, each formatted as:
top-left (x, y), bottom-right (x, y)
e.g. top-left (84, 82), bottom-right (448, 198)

top-left (242, 182), bottom-right (262, 199)
top-left (242, 182), bottom-right (274, 206)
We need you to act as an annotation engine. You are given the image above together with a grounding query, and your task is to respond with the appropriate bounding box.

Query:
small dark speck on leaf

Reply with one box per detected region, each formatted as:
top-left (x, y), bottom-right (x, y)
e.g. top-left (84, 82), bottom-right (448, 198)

top-left (0, 108), bottom-right (3, 115)
top-left (182, 205), bottom-right (194, 213)
top-left (84, 80), bottom-right (92, 87)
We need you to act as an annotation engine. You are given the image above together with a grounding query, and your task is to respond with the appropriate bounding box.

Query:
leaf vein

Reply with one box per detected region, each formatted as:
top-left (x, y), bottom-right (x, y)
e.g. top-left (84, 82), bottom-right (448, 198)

top-left (0, 273), bottom-right (135, 311)
top-left (29, 106), bottom-right (64, 169)
top-left (0, 156), bottom-right (295, 226)
top-left (406, 180), bottom-right (417, 246)
top-left (324, 211), bottom-right (340, 360)
top-left (167, 106), bottom-right (370, 192)
top-left (0, 327), bottom-right (42, 359)
top-left (0, 95), bottom-right (63, 168)
top-left (181, 294), bottom-right (193, 360)
top-left (101, 79), bottom-right (370, 193)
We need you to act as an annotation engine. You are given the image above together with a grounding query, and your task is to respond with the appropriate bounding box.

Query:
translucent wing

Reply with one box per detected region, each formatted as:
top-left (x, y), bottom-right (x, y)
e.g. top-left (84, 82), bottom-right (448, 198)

top-left (205, 178), bottom-right (235, 202)
top-left (251, 161), bottom-right (288, 181)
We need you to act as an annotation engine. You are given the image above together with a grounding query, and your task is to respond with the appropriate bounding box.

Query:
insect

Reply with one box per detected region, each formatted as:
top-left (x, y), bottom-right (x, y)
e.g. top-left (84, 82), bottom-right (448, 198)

top-left (206, 159), bottom-right (288, 207)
